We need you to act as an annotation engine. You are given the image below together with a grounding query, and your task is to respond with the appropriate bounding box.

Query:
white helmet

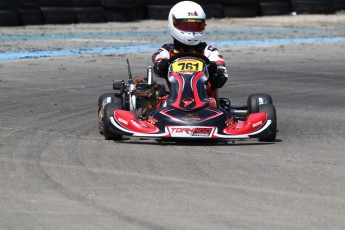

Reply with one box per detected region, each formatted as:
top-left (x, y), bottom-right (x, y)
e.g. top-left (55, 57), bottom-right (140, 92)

top-left (168, 1), bottom-right (206, 46)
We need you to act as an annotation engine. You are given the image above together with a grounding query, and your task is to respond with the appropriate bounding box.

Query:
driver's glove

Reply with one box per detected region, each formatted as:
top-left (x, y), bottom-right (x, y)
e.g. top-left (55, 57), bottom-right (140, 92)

top-left (154, 58), bottom-right (170, 78)
top-left (208, 61), bottom-right (218, 77)
top-left (208, 61), bottom-right (222, 88)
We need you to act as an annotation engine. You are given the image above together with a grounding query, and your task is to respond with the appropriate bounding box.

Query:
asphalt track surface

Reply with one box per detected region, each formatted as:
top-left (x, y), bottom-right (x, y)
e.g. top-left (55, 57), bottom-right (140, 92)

top-left (1, 17), bottom-right (345, 229)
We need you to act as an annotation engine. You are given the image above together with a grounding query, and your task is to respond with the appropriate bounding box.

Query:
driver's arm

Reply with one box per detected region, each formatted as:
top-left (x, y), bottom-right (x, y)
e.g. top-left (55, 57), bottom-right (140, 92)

top-left (205, 46), bottom-right (229, 89)
top-left (152, 47), bottom-right (170, 78)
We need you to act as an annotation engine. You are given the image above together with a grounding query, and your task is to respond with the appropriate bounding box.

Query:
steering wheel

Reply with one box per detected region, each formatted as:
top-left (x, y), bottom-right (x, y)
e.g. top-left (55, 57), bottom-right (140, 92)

top-left (168, 52), bottom-right (211, 65)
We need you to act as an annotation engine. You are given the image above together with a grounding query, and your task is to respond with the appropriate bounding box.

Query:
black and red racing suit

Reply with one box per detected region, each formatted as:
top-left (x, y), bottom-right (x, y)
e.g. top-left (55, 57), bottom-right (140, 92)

top-left (152, 40), bottom-right (228, 98)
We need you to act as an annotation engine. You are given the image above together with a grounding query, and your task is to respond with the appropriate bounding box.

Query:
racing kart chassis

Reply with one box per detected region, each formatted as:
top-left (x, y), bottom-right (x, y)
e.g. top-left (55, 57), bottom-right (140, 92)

top-left (98, 54), bottom-right (277, 142)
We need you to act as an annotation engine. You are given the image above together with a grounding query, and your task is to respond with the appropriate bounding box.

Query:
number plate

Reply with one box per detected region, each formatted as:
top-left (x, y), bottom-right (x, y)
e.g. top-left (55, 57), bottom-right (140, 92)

top-left (171, 59), bottom-right (204, 72)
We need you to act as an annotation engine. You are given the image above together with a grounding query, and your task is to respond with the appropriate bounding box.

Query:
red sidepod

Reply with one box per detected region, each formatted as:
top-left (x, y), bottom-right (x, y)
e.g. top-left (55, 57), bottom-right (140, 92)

top-left (114, 110), bottom-right (159, 133)
top-left (223, 112), bottom-right (268, 135)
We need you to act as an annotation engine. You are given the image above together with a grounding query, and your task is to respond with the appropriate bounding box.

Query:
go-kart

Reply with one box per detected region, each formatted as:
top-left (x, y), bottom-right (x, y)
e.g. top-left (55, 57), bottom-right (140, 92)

top-left (98, 53), bottom-right (277, 142)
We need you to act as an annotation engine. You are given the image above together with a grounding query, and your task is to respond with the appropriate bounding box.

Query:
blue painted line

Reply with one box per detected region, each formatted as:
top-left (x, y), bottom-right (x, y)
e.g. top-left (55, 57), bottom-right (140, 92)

top-left (0, 45), bottom-right (159, 61)
top-left (1, 37), bottom-right (345, 62)
top-left (0, 31), bottom-right (168, 42)
top-left (209, 37), bottom-right (345, 46)
top-left (0, 28), bottom-right (341, 42)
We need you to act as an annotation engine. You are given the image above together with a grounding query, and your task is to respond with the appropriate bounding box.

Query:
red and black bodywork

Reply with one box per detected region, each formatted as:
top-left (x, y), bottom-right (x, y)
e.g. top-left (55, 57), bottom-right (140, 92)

top-left (98, 54), bottom-right (277, 141)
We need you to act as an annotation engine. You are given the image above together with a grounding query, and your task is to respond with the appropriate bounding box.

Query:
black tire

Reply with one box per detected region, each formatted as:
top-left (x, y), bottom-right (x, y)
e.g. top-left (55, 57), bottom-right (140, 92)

top-left (221, 0), bottom-right (258, 4)
top-left (71, 0), bottom-right (101, 6)
top-left (103, 97), bottom-right (122, 141)
top-left (259, 0), bottom-right (289, 2)
top-left (40, 0), bottom-right (72, 6)
top-left (146, 4), bottom-right (172, 20)
top-left (146, 0), bottom-right (220, 4)
top-left (0, 9), bottom-right (20, 26)
top-left (334, 0), bottom-right (345, 11)
top-left (98, 93), bottom-right (116, 110)
top-left (0, 0), bottom-right (19, 8)
top-left (18, 0), bottom-right (40, 7)
top-left (290, 0), bottom-right (335, 14)
top-left (18, 8), bottom-right (43, 25)
top-left (195, 0), bottom-right (221, 3)
top-left (203, 4), bottom-right (224, 18)
top-left (74, 7), bottom-right (105, 23)
top-left (145, 0), bottom-right (174, 4)
top-left (101, 0), bottom-right (145, 8)
top-left (223, 4), bottom-right (258, 17)
top-left (105, 10), bottom-right (125, 22)
top-left (247, 93), bottom-right (273, 114)
top-left (105, 7), bottom-right (145, 22)
top-left (146, 3), bottom-right (223, 19)
top-left (258, 104), bottom-right (277, 142)
top-left (41, 7), bottom-right (75, 24)
top-left (259, 2), bottom-right (291, 16)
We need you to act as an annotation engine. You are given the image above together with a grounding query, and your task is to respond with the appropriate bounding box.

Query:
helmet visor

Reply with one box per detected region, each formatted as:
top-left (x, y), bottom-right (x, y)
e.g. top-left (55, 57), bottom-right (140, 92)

top-left (173, 17), bottom-right (206, 32)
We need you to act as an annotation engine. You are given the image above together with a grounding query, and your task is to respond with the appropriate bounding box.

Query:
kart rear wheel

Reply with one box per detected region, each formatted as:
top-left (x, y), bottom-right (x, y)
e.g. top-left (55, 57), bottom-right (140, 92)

top-left (247, 93), bottom-right (273, 114)
top-left (258, 104), bottom-right (277, 142)
top-left (103, 102), bottom-right (123, 141)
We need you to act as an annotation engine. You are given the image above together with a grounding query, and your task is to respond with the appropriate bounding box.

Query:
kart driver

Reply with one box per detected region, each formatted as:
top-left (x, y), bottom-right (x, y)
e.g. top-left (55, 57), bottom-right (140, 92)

top-left (152, 1), bottom-right (229, 99)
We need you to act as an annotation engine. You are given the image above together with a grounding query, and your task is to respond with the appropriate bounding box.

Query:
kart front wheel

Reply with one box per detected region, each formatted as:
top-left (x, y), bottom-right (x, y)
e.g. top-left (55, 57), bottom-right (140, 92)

top-left (98, 93), bottom-right (117, 111)
top-left (103, 99), bottom-right (123, 141)
top-left (258, 104), bottom-right (277, 142)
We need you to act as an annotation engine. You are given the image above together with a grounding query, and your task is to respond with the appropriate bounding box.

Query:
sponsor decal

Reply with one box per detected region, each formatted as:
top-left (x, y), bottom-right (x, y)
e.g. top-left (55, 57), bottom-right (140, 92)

top-left (258, 97), bottom-right (266, 105)
top-left (118, 117), bottom-right (128, 125)
top-left (102, 97), bottom-right (112, 107)
top-left (182, 98), bottom-right (195, 107)
top-left (188, 11), bottom-right (198, 16)
top-left (147, 116), bottom-right (158, 125)
top-left (225, 117), bottom-right (234, 127)
top-left (184, 113), bottom-right (200, 121)
top-left (253, 121), bottom-right (263, 128)
top-left (168, 126), bottom-right (214, 137)
top-left (98, 110), bottom-right (103, 119)
top-left (99, 97), bottom-right (112, 119)
top-left (139, 121), bottom-right (150, 128)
